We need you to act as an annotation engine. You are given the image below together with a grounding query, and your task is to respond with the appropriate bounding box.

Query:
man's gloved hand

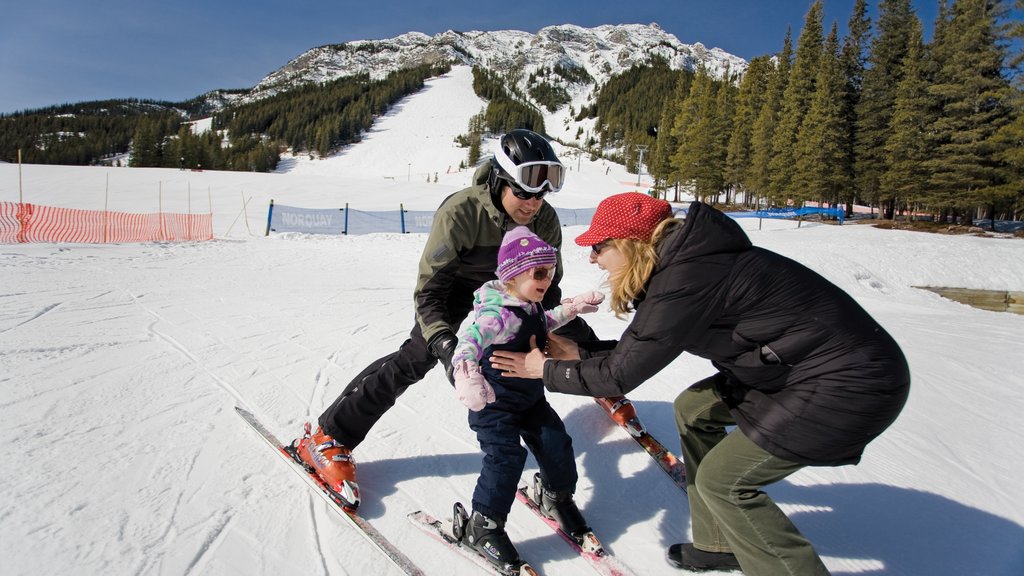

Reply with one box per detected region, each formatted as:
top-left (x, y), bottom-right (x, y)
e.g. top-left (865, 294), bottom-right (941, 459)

top-left (452, 361), bottom-right (495, 411)
top-left (428, 330), bottom-right (458, 384)
top-left (561, 291), bottom-right (605, 317)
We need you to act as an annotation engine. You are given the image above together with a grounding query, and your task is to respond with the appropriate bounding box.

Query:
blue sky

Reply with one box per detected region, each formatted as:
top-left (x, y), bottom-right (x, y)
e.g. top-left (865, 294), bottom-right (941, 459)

top-left (0, 0), bottom-right (951, 114)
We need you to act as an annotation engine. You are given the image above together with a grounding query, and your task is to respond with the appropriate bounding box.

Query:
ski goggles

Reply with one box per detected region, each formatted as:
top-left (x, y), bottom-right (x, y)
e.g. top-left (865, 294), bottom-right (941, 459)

top-left (494, 152), bottom-right (566, 194)
top-left (530, 266), bottom-right (555, 281)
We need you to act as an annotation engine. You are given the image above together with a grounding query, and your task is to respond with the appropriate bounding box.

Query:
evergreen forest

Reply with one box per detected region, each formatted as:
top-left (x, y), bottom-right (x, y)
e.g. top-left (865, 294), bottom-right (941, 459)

top-left (619, 0), bottom-right (1023, 223)
top-left (0, 0), bottom-right (1020, 223)
top-left (0, 64), bottom-right (450, 173)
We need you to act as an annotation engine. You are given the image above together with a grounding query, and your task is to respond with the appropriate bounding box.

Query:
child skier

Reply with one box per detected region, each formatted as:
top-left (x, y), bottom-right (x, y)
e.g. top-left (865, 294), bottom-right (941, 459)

top-left (449, 226), bottom-right (604, 570)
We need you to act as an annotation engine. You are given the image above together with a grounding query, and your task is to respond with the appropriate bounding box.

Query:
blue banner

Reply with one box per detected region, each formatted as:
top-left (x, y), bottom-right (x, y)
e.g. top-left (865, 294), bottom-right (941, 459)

top-left (266, 203), bottom-right (600, 236)
top-left (269, 205), bottom-right (345, 235)
top-left (554, 207), bottom-right (597, 226)
top-left (340, 209), bottom-right (436, 234)
top-left (753, 207), bottom-right (845, 223)
top-left (266, 202), bottom-right (843, 236)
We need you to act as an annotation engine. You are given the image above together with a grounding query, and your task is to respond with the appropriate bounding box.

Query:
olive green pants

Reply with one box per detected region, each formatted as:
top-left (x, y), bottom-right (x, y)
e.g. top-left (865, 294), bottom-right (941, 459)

top-left (674, 376), bottom-right (830, 576)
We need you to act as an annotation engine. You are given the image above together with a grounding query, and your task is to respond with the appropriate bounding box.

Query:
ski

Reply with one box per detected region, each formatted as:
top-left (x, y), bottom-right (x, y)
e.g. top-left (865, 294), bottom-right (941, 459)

top-left (515, 481), bottom-right (637, 576)
top-left (595, 397), bottom-right (688, 493)
top-left (234, 406), bottom-right (424, 576)
top-left (407, 509), bottom-right (539, 576)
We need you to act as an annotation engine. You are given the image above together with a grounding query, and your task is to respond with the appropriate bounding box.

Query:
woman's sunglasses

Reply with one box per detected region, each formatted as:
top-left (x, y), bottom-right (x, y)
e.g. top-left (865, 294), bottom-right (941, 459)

top-left (591, 239), bottom-right (612, 255)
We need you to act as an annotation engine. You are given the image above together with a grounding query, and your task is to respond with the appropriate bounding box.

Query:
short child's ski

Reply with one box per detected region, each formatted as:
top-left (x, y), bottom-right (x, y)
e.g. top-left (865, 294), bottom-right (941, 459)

top-left (515, 482), bottom-right (637, 576)
top-left (407, 509), bottom-right (539, 576)
top-left (234, 406), bottom-right (424, 576)
top-left (595, 397), bottom-right (688, 493)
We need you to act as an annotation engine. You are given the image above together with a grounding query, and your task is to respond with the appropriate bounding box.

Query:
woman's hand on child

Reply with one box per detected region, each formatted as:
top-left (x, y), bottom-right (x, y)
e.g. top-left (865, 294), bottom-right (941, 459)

top-left (490, 335), bottom-right (551, 379)
top-left (453, 361), bottom-right (495, 411)
top-left (545, 332), bottom-right (581, 361)
top-left (563, 291), bottom-right (605, 316)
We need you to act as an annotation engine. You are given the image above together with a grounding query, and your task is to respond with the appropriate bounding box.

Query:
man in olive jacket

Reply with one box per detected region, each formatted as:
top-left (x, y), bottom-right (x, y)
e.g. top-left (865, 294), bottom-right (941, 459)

top-left (296, 130), bottom-right (594, 510)
top-left (322, 160), bottom-right (572, 441)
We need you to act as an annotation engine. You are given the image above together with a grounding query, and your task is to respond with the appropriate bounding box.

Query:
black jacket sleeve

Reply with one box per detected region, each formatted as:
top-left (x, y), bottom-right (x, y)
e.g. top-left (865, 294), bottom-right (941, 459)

top-left (543, 252), bottom-right (731, 397)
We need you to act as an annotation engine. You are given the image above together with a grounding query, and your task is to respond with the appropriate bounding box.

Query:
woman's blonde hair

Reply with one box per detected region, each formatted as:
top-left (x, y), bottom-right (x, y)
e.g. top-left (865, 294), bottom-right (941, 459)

top-left (606, 217), bottom-right (681, 317)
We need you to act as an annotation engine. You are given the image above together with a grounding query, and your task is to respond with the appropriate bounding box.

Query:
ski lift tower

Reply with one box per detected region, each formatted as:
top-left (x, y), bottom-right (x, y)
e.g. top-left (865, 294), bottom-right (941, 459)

top-left (635, 144), bottom-right (649, 186)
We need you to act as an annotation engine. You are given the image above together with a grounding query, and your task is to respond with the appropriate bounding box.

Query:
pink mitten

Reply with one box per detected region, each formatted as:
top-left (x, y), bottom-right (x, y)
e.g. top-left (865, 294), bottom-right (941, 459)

top-left (563, 291), bottom-right (605, 315)
top-left (453, 361), bottom-right (496, 411)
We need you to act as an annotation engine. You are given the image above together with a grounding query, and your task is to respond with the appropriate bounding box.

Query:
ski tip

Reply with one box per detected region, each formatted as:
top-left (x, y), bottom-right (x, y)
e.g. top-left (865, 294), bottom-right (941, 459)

top-left (408, 510), bottom-right (437, 523)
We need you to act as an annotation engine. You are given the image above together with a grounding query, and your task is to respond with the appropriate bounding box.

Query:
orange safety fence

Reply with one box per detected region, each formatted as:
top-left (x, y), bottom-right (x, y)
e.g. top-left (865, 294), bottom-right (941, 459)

top-left (0, 202), bottom-right (213, 244)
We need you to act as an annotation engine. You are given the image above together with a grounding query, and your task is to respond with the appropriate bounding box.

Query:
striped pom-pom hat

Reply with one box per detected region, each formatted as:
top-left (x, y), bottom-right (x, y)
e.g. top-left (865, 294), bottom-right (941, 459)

top-left (497, 226), bottom-right (557, 282)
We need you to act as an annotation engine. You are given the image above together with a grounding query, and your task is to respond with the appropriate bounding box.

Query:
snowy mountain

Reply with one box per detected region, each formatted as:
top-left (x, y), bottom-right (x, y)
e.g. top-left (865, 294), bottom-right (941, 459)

top-left (243, 23), bottom-right (746, 108)
top-left (2, 68), bottom-right (1023, 576)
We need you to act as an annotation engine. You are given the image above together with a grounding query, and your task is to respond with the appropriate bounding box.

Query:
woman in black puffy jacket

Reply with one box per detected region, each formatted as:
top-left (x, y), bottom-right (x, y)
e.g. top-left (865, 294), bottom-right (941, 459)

top-left (490, 193), bottom-right (910, 576)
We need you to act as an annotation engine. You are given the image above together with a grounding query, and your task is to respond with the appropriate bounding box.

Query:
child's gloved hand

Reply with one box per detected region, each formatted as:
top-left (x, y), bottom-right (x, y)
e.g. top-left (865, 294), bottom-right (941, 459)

top-left (563, 291), bottom-right (605, 315)
top-left (453, 361), bottom-right (495, 411)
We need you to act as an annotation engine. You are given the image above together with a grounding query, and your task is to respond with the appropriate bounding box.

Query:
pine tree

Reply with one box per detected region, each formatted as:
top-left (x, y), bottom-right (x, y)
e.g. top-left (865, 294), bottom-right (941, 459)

top-left (839, 0), bottom-right (871, 213)
top-left (649, 96), bottom-right (679, 194)
top-left (991, 0), bottom-right (1024, 220)
top-left (671, 66), bottom-right (723, 202)
top-left (856, 0), bottom-right (916, 217)
top-left (881, 17), bottom-right (932, 217)
top-left (794, 24), bottom-right (849, 208)
top-left (129, 118), bottom-right (163, 167)
top-left (769, 0), bottom-right (825, 203)
top-left (925, 0), bottom-right (1015, 223)
top-left (651, 73), bottom-right (691, 200)
top-left (467, 108), bottom-right (485, 166)
top-left (749, 31), bottom-right (793, 205)
top-left (714, 67), bottom-right (738, 204)
top-left (726, 57), bottom-right (772, 206)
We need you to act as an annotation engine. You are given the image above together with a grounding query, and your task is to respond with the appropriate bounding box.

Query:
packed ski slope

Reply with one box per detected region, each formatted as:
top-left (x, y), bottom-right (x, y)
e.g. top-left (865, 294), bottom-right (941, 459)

top-left (2, 66), bottom-right (1023, 576)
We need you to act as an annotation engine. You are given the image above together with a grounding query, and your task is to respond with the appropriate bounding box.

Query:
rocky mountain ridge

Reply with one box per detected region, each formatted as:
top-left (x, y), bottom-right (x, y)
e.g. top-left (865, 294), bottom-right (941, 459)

top-left (231, 23), bottom-right (747, 110)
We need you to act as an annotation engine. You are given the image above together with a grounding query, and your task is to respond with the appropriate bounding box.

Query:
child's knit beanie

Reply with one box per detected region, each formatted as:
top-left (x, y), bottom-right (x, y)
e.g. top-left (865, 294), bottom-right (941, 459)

top-left (497, 226), bottom-right (557, 282)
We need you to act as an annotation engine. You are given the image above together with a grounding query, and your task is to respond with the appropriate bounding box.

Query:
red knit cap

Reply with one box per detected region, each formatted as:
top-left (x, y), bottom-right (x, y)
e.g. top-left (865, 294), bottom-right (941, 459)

top-left (575, 192), bottom-right (673, 246)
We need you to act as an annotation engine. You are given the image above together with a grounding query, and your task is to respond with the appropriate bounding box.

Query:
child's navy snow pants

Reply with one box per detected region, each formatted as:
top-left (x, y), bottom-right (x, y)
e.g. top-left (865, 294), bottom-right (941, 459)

top-left (469, 305), bottom-right (578, 520)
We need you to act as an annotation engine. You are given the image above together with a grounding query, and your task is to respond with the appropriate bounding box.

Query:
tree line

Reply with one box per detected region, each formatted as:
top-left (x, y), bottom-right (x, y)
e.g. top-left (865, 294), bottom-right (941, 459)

top-left (0, 100), bottom-right (184, 166)
top-left (214, 63), bottom-right (449, 159)
top-left (614, 0), bottom-right (1021, 223)
top-left (455, 66), bottom-right (550, 168)
top-left (132, 62), bottom-right (450, 171)
top-left (1, 64), bottom-right (450, 173)
top-left (3, 0), bottom-right (1019, 220)
top-left (471, 67), bottom-right (547, 134)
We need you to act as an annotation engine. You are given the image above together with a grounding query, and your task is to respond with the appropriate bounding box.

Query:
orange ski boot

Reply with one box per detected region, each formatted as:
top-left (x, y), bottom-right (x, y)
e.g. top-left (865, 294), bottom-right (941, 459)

top-left (293, 422), bottom-right (360, 509)
top-left (596, 396), bottom-right (646, 437)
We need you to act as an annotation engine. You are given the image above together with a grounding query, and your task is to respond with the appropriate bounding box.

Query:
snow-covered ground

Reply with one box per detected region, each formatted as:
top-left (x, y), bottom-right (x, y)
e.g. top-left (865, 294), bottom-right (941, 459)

top-left (2, 66), bottom-right (1023, 576)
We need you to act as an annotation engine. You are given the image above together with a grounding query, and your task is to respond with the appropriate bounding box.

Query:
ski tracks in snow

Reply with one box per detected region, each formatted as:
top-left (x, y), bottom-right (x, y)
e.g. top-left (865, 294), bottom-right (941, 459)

top-left (0, 301), bottom-right (62, 334)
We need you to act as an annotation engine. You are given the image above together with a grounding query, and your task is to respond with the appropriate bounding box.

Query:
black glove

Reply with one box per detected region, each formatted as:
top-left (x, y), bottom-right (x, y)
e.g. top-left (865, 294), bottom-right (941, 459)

top-left (428, 330), bottom-right (458, 385)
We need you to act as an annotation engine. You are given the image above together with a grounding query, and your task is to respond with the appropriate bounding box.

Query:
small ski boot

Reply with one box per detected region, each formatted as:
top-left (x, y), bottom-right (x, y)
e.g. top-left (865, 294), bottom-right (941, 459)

top-left (292, 422), bottom-right (360, 510)
top-left (531, 473), bottom-right (593, 543)
top-left (453, 503), bottom-right (524, 575)
top-left (666, 543), bottom-right (742, 572)
top-left (596, 396), bottom-right (646, 437)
